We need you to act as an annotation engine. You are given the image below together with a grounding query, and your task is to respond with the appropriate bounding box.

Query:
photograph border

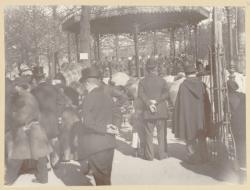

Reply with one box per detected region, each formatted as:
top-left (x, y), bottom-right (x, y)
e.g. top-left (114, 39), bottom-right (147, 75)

top-left (0, 0), bottom-right (249, 189)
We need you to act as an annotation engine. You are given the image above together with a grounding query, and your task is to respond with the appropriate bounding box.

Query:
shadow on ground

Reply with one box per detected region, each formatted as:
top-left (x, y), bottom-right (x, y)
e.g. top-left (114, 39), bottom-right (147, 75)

top-left (53, 163), bottom-right (92, 186)
top-left (115, 138), bottom-right (136, 157)
top-left (180, 160), bottom-right (240, 184)
top-left (168, 143), bottom-right (239, 184)
top-left (167, 143), bottom-right (186, 161)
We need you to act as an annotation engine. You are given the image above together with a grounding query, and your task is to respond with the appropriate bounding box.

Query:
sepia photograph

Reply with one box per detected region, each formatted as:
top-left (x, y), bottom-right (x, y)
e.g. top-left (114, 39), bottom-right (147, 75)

top-left (3, 4), bottom-right (246, 186)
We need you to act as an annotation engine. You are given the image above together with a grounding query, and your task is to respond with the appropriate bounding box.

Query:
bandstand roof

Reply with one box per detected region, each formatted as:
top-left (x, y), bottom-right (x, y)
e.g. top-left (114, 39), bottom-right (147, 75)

top-left (62, 6), bottom-right (210, 35)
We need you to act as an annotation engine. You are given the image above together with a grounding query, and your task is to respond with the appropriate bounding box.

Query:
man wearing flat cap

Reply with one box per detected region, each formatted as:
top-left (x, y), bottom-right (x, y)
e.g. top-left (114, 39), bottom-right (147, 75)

top-left (78, 66), bottom-right (119, 185)
top-left (138, 58), bottom-right (169, 161)
top-left (173, 64), bottom-right (211, 164)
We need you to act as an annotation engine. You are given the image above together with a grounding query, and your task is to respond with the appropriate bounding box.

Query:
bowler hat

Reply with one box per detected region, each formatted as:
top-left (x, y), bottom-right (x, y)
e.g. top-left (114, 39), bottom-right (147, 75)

top-left (184, 64), bottom-right (197, 75)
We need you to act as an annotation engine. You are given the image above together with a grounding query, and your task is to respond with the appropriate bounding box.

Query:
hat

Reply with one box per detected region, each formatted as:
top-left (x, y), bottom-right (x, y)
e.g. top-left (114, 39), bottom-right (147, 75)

top-left (81, 66), bottom-right (101, 82)
top-left (32, 66), bottom-right (45, 78)
top-left (146, 58), bottom-right (157, 70)
top-left (227, 80), bottom-right (239, 92)
top-left (184, 64), bottom-right (197, 75)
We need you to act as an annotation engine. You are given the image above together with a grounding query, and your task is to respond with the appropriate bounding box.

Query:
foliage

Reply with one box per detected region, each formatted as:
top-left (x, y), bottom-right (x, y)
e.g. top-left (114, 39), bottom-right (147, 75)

top-left (4, 6), bottom-right (244, 76)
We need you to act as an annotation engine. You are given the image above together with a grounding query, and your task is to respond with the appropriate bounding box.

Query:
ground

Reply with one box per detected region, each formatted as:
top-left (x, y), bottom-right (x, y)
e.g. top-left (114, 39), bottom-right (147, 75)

top-left (11, 128), bottom-right (240, 186)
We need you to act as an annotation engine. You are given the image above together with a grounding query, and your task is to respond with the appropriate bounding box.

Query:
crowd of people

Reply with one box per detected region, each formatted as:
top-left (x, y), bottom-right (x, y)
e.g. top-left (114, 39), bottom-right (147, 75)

top-left (96, 53), bottom-right (175, 78)
top-left (4, 54), bottom-right (246, 185)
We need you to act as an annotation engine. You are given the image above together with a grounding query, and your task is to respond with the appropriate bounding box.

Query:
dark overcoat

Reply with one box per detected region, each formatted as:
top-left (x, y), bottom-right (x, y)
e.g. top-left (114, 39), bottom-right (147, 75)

top-left (78, 85), bottom-right (116, 160)
top-left (173, 77), bottom-right (211, 141)
top-left (31, 81), bottom-right (65, 139)
top-left (138, 73), bottom-right (169, 120)
top-left (228, 91), bottom-right (245, 139)
top-left (10, 90), bottom-right (52, 160)
top-left (228, 91), bottom-right (246, 166)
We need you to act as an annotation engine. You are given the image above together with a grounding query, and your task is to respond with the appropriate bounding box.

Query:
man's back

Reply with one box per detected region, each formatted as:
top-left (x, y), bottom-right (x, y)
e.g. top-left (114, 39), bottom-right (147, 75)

top-left (138, 73), bottom-right (168, 120)
top-left (139, 74), bottom-right (167, 100)
top-left (79, 85), bottom-right (116, 159)
top-left (31, 81), bottom-right (64, 139)
top-left (32, 82), bottom-right (58, 113)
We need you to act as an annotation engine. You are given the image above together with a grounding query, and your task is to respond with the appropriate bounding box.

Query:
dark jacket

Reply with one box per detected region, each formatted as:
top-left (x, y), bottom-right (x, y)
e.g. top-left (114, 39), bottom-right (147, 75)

top-left (228, 91), bottom-right (245, 141)
top-left (64, 86), bottom-right (79, 106)
top-left (31, 81), bottom-right (66, 139)
top-left (138, 73), bottom-right (169, 120)
top-left (10, 90), bottom-right (52, 160)
top-left (173, 77), bottom-right (211, 141)
top-left (78, 85), bottom-right (116, 160)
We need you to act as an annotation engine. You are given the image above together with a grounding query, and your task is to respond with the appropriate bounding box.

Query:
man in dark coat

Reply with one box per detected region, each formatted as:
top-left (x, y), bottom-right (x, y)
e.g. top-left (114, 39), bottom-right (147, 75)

top-left (78, 66), bottom-right (119, 185)
top-left (5, 77), bottom-right (52, 185)
top-left (227, 80), bottom-right (246, 172)
top-left (31, 66), bottom-right (66, 168)
top-left (173, 64), bottom-right (211, 164)
top-left (138, 58), bottom-right (169, 161)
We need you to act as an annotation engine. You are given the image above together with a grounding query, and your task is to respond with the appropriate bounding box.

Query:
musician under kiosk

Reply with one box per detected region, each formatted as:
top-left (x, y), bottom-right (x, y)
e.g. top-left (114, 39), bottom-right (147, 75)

top-left (173, 64), bottom-right (211, 164)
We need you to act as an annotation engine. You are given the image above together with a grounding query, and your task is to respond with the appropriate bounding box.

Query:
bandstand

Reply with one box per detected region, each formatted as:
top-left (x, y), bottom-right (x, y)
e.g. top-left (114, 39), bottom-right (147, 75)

top-left (62, 6), bottom-right (209, 76)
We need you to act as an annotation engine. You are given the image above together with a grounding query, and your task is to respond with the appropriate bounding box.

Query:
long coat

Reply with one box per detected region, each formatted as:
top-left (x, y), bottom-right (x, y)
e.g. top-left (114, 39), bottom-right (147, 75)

top-left (78, 85), bottom-right (116, 160)
top-left (228, 91), bottom-right (245, 139)
top-left (31, 81), bottom-right (65, 139)
top-left (138, 73), bottom-right (169, 120)
top-left (228, 91), bottom-right (246, 166)
top-left (173, 77), bottom-right (211, 141)
top-left (10, 90), bottom-right (52, 160)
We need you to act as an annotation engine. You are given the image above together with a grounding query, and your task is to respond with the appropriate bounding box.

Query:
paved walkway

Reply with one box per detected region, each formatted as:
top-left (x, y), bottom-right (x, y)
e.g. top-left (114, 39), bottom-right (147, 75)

top-left (11, 129), bottom-right (239, 186)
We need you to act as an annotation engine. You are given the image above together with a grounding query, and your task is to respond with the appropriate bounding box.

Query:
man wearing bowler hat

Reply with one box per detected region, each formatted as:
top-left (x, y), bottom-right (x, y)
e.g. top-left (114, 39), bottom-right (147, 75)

top-left (78, 65), bottom-right (119, 185)
top-left (173, 64), bottom-right (211, 164)
top-left (138, 58), bottom-right (169, 161)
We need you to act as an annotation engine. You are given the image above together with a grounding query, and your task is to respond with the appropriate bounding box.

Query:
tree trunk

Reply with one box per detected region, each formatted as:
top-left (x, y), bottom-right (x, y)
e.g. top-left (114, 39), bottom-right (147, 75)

top-left (51, 5), bottom-right (58, 78)
top-left (32, 6), bottom-right (39, 66)
top-left (237, 7), bottom-right (245, 74)
top-left (226, 7), bottom-right (233, 69)
top-left (79, 6), bottom-right (91, 67)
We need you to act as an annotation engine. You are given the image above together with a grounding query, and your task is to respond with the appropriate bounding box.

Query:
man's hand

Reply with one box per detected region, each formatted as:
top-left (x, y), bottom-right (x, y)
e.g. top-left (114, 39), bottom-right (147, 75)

top-left (149, 104), bottom-right (157, 113)
top-left (106, 124), bottom-right (119, 135)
